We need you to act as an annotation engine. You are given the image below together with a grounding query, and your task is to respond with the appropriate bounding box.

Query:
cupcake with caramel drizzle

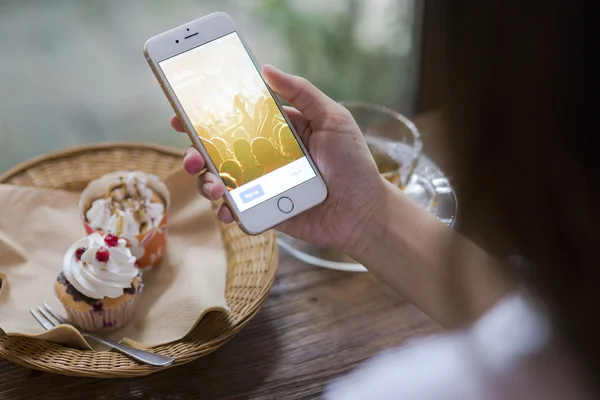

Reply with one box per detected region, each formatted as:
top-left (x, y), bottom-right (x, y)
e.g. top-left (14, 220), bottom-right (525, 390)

top-left (80, 171), bottom-right (170, 270)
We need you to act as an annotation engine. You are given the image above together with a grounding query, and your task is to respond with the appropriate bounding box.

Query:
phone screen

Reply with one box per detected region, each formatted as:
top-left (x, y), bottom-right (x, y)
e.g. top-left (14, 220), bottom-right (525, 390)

top-left (159, 32), bottom-right (316, 212)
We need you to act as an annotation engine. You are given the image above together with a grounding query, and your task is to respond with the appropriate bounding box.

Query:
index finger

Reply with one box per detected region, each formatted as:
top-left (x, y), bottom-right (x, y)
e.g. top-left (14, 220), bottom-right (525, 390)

top-left (262, 65), bottom-right (339, 126)
top-left (170, 115), bottom-right (185, 133)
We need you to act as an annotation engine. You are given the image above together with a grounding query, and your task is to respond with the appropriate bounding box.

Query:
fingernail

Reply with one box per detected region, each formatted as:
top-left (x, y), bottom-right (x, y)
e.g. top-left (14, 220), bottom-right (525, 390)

top-left (203, 182), bottom-right (213, 196)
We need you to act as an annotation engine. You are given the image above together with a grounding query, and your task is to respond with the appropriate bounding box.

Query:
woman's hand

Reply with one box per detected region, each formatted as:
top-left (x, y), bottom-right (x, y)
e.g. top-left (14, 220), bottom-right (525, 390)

top-left (172, 65), bottom-right (514, 327)
top-left (172, 65), bottom-right (385, 252)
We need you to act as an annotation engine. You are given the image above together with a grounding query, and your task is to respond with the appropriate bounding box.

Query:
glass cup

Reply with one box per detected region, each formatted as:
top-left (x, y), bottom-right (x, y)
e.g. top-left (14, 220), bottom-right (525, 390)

top-left (278, 102), bottom-right (453, 271)
top-left (340, 101), bottom-right (423, 190)
top-left (329, 102), bottom-right (436, 264)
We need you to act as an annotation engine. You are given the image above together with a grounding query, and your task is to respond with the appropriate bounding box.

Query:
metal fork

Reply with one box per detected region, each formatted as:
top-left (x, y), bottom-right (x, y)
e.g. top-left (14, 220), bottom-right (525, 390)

top-left (30, 303), bottom-right (174, 367)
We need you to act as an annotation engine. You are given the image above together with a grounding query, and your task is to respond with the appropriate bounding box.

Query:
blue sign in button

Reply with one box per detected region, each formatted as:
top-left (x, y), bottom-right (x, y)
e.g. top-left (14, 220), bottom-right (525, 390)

top-left (239, 184), bottom-right (265, 204)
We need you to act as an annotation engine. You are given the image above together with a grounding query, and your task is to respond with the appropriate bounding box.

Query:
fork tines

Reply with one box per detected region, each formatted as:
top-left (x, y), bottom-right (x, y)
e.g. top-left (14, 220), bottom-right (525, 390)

top-left (30, 303), bottom-right (67, 331)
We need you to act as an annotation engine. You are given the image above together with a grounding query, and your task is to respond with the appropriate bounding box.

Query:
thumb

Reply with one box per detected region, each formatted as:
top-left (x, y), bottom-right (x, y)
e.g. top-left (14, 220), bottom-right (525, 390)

top-left (262, 64), bottom-right (339, 126)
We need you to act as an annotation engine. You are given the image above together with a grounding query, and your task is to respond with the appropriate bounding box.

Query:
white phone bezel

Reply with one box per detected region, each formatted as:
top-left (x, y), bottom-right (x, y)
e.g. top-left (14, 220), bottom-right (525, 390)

top-left (144, 12), bottom-right (327, 234)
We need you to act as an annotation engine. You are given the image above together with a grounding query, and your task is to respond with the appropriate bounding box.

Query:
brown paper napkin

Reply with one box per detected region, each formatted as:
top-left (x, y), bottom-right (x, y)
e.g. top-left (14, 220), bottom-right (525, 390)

top-left (0, 168), bottom-right (228, 350)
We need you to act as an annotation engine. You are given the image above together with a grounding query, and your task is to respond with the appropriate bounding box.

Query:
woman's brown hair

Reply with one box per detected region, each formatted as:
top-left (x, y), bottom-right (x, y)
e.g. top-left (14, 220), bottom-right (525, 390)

top-left (439, 0), bottom-right (598, 390)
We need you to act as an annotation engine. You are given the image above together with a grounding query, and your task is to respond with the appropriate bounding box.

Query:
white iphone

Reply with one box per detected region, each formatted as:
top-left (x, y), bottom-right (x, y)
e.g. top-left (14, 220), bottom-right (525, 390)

top-left (144, 12), bottom-right (327, 235)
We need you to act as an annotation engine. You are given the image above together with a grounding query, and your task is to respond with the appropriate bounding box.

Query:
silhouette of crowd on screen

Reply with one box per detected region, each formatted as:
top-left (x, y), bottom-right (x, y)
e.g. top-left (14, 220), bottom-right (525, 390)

top-left (193, 93), bottom-right (304, 190)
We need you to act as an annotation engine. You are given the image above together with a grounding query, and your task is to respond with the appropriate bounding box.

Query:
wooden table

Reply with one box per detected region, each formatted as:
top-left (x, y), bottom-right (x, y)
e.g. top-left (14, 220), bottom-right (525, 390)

top-left (0, 253), bottom-right (440, 399)
top-left (0, 113), bottom-right (445, 399)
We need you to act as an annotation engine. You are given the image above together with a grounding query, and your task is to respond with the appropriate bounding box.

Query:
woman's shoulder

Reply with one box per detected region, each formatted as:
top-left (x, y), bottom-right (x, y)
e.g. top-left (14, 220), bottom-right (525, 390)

top-left (325, 293), bottom-right (591, 400)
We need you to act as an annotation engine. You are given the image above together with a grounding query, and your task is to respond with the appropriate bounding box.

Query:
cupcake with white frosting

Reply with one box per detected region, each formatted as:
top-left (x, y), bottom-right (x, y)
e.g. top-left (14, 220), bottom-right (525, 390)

top-left (80, 171), bottom-right (170, 270)
top-left (55, 232), bottom-right (143, 332)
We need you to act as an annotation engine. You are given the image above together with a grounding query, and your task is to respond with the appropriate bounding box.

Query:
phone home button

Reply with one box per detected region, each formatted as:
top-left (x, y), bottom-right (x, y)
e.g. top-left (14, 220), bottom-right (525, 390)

top-left (277, 197), bottom-right (294, 213)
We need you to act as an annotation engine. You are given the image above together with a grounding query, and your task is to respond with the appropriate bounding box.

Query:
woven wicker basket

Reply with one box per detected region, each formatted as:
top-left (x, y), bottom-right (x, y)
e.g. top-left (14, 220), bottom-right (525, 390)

top-left (0, 142), bottom-right (278, 377)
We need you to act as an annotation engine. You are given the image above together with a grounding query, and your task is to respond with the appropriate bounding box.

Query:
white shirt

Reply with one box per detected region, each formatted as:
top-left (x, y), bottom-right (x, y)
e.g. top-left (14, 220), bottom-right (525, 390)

top-left (325, 294), bottom-right (592, 400)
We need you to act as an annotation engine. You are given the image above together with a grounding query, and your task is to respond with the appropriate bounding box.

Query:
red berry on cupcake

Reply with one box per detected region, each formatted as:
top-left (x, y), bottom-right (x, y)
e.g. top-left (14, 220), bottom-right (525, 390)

top-left (104, 233), bottom-right (119, 247)
top-left (96, 247), bottom-right (110, 262)
top-left (75, 247), bottom-right (87, 260)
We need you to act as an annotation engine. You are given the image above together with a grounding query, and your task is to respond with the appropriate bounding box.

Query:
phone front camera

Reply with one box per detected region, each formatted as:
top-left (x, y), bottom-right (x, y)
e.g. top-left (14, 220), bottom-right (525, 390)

top-left (175, 40), bottom-right (179, 43)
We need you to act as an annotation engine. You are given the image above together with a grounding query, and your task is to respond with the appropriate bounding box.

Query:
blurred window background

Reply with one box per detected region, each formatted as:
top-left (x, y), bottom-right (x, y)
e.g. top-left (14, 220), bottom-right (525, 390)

top-left (0, 0), bottom-right (423, 173)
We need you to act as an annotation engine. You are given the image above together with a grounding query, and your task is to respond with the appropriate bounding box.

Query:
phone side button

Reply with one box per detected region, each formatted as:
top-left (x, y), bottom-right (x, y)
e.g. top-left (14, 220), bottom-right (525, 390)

top-left (277, 197), bottom-right (294, 213)
top-left (159, 83), bottom-right (168, 97)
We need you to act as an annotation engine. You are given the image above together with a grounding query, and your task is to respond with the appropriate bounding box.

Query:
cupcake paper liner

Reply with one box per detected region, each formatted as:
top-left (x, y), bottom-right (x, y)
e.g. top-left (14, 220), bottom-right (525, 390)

top-left (63, 291), bottom-right (141, 333)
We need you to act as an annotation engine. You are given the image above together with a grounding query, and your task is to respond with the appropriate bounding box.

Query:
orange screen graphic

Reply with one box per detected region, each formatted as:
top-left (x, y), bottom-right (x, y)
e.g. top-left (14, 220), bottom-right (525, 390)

top-left (159, 33), bottom-right (304, 191)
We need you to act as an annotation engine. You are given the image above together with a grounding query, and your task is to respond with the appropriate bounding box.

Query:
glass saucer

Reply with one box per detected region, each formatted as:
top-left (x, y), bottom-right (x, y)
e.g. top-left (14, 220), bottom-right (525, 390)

top-left (277, 154), bottom-right (458, 272)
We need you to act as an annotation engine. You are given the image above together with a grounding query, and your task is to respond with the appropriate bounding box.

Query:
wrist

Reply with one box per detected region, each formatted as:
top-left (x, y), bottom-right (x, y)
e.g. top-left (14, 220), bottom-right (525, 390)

top-left (342, 179), bottom-right (397, 260)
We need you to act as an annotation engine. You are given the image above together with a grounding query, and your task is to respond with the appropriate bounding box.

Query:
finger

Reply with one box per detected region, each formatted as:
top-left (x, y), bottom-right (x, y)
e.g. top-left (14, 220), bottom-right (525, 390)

top-left (263, 65), bottom-right (339, 125)
top-left (282, 106), bottom-right (310, 143)
top-left (216, 203), bottom-right (235, 224)
top-left (183, 146), bottom-right (205, 175)
top-left (197, 172), bottom-right (226, 202)
top-left (170, 115), bottom-right (185, 132)
top-left (195, 176), bottom-right (211, 200)
top-left (282, 106), bottom-right (308, 131)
